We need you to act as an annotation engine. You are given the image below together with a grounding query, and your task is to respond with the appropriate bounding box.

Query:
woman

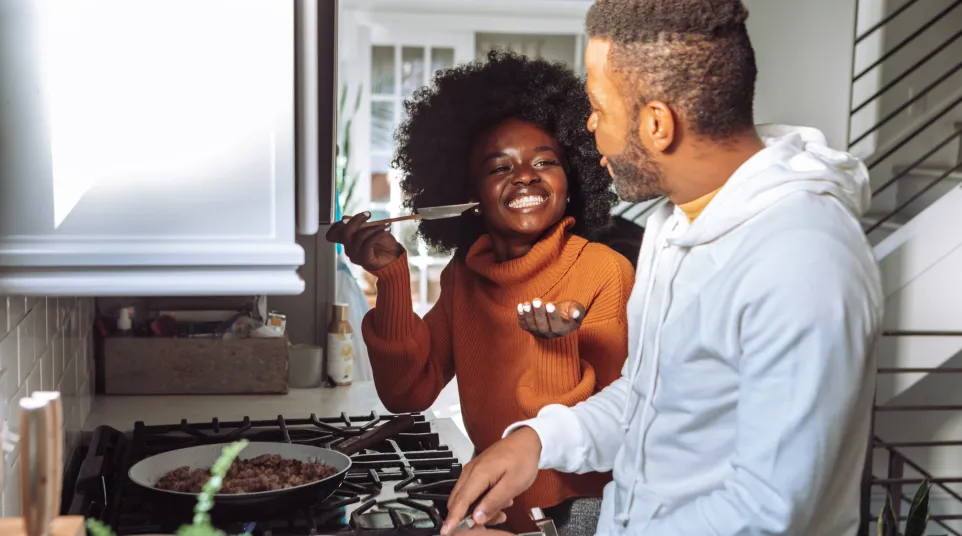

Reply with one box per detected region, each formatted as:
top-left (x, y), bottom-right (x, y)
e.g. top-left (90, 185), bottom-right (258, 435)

top-left (326, 51), bottom-right (633, 534)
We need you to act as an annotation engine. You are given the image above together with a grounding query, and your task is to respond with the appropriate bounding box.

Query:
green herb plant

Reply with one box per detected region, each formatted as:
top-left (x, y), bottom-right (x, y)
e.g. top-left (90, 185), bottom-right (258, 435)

top-left (877, 480), bottom-right (946, 536)
top-left (87, 440), bottom-right (250, 536)
top-left (336, 84), bottom-right (362, 216)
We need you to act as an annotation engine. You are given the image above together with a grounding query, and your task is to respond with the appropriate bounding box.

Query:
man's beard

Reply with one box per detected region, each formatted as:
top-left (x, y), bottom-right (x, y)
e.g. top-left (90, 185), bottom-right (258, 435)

top-left (608, 135), bottom-right (665, 203)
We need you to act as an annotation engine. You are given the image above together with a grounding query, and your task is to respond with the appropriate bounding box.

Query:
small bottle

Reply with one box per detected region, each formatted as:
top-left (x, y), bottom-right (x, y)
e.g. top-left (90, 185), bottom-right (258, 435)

top-left (326, 303), bottom-right (354, 386)
top-left (117, 307), bottom-right (132, 336)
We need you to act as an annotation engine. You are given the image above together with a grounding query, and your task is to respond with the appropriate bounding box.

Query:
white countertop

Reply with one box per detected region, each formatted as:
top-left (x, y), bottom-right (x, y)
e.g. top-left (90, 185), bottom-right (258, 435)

top-left (84, 381), bottom-right (474, 462)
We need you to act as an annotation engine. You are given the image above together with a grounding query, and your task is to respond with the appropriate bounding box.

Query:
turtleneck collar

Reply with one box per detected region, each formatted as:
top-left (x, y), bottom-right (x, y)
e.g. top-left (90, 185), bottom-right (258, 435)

top-left (464, 217), bottom-right (587, 302)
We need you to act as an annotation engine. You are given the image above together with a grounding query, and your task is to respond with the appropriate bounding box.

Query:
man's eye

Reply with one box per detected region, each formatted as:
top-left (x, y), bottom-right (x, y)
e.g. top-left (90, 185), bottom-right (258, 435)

top-left (535, 160), bottom-right (560, 167)
top-left (489, 166), bottom-right (509, 174)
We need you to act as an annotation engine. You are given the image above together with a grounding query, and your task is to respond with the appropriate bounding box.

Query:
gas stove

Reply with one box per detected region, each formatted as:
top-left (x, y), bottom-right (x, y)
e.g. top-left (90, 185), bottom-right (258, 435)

top-left (65, 412), bottom-right (462, 536)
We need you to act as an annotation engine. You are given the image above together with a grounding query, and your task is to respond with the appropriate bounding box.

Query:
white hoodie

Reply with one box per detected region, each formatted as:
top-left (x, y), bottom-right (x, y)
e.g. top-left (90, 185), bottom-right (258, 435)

top-left (507, 125), bottom-right (884, 536)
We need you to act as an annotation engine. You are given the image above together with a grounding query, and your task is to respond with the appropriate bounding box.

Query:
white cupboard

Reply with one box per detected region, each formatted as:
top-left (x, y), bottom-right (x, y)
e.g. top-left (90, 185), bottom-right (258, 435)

top-left (0, 0), bottom-right (339, 296)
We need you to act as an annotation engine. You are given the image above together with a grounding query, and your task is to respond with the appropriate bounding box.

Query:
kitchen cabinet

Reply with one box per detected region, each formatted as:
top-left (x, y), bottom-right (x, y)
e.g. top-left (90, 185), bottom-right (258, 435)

top-left (0, 0), bottom-right (338, 296)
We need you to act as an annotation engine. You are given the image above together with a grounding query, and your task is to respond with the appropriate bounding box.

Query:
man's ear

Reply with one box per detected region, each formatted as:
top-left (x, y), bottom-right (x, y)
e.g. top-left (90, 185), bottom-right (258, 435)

top-left (639, 100), bottom-right (675, 153)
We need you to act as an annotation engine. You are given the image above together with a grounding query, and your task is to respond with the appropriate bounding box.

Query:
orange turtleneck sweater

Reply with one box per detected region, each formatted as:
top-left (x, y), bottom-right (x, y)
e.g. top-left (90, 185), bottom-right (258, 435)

top-left (362, 217), bottom-right (634, 529)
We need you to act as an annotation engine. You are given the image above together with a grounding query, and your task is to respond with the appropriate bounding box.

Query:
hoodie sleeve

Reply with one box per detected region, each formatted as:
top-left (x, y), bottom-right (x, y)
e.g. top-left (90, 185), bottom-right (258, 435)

top-left (504, 366), bottom-right (631, 474)
top-left (633, 230), bottom-right (881, 536)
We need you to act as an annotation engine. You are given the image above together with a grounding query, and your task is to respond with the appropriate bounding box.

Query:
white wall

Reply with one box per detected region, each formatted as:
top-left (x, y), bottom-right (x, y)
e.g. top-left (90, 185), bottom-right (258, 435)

top-left (0, 296), bottom-right (95, 516)
top-left (743, 0), bottom-right (858, 150)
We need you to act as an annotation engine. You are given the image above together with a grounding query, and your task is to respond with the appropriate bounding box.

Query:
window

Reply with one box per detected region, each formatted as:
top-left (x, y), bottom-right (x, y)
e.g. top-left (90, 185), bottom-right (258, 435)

top-left (366, 44), bottom-right (457, 314)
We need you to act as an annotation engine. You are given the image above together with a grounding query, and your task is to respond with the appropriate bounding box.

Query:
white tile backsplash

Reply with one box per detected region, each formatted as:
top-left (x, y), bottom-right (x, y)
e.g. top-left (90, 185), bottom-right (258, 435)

top-left (0, 296), bottom-right (94, 517)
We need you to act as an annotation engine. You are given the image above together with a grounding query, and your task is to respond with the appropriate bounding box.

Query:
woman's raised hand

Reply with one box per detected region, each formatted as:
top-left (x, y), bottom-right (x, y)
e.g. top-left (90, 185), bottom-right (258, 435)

top-left (325, 212), bottom-right (405, 272)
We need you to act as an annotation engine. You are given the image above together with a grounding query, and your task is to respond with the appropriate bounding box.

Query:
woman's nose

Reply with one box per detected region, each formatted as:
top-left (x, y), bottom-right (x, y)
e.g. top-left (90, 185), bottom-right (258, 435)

top-left (514, 172), bottom-right (541, 186)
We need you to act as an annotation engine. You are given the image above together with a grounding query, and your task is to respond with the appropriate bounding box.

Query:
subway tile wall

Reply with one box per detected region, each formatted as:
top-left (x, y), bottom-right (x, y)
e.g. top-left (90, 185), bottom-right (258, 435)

top-left (0, 296), bottom-right (95, 516)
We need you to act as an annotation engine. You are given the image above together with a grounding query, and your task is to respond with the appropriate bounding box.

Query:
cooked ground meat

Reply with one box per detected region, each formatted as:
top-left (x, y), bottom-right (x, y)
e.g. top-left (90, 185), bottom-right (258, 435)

top-left (154, 454), bottom-right (337, 494)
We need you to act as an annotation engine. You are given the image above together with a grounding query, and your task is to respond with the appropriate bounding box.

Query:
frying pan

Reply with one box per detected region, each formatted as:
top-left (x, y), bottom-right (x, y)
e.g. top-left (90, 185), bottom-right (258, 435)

top-left (127, 415), bottom-right (416, 521)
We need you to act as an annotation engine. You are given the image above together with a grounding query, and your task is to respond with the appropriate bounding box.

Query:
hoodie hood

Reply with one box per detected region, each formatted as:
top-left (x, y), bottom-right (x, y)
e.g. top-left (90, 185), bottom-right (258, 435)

top-left (671, 124), bottom-right (871, 248)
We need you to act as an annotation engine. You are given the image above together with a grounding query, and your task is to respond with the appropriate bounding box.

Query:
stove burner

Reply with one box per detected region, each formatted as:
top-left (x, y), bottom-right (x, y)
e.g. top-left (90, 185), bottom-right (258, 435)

top-left (355, 508), bottom-right (415, 530)
top-left (66, 412), bottom-right (462, 536)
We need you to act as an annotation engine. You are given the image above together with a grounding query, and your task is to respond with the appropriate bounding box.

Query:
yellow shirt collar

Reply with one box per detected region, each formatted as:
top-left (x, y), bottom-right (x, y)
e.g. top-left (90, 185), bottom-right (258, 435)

top-left (677, 187), bottom-right (722, 223)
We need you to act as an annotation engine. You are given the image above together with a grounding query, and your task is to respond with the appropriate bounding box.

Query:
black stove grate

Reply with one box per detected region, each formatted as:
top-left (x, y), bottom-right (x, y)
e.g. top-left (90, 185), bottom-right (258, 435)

top-left (66, 412), bottom-right (462, 536)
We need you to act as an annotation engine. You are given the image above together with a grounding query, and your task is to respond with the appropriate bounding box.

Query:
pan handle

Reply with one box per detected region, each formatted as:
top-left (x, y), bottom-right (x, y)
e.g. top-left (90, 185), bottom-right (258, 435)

top-left (334, 415), bottom-right (416, 456)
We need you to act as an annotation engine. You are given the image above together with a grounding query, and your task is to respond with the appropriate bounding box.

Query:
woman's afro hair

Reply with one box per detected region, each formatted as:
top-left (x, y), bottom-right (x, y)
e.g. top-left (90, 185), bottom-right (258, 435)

top-left (392, 50), bottom-right (616, 254)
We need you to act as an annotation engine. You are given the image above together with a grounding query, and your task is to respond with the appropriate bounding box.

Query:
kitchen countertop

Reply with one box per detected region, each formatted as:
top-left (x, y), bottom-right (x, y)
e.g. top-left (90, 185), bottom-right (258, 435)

top-left (84, 381), bottom-right (474, 463)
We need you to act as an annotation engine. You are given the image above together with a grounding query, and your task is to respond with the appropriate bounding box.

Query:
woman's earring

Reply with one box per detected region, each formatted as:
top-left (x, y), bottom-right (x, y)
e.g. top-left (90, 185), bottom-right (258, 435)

top-left (473, 207), bottom-right (481, 215)
top-left (566, 197), bottom-right (571, 203)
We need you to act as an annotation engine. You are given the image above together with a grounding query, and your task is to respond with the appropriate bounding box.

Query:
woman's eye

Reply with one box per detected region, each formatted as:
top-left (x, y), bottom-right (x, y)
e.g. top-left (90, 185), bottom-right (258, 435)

top-left (535, 160), bottom-right (560, 167)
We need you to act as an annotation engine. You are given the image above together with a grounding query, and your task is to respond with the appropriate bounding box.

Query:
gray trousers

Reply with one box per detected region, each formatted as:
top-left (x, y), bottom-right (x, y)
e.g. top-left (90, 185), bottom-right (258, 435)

top-left (541, 497), bottom-right (603, 536)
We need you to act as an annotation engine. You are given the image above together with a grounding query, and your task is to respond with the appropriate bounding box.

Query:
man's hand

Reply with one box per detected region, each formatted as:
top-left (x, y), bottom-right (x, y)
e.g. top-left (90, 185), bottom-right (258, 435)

top-left (518, 299), bottom-right (585, 339)
top-left (442, 428), bottom-right (543, 535)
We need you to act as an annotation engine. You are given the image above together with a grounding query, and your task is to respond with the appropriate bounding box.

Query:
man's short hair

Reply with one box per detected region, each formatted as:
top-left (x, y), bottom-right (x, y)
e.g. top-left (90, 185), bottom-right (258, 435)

top-left (586, 0), bottom-right (757, 140)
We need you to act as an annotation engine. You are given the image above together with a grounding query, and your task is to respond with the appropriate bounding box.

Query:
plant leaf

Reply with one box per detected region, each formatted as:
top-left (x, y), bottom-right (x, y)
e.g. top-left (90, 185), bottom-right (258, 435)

top-left (87, 519), bottom-right (118, 536)
top-left (904, 481), bottom-right (932, 536)
top-left (344, 172), bottom-right (359, 211)
top-left (341, 121), bottom-right (353, 160)
top-left (337, 84), bottom-right (348, 118)
top-left (879, 492), bottom-right (899, 536)
top-left (351, 83), bottom-right (363, 115)
top-left (332, 83), bottom-right (362, 217)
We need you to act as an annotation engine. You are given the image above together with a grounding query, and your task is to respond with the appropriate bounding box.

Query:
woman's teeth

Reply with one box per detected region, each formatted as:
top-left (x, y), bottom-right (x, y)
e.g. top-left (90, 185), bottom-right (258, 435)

top-left (507, 195), bottom-right (547, 209)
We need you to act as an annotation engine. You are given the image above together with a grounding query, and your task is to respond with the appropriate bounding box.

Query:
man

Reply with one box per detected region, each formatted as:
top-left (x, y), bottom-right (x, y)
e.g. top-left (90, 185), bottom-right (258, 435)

top-left (441, 0), bottom-right (884, 534)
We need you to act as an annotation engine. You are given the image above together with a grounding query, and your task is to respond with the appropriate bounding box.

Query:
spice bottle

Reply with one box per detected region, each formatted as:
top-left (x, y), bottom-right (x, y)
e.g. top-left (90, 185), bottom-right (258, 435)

top-left (326, 303), bottom-right (354, 386)
top-left (116, 307), bottom-right (132, 336)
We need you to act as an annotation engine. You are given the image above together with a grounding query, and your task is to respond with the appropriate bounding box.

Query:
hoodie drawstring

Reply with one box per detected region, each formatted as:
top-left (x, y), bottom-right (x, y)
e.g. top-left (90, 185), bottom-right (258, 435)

top-left (616, 222), bottom-right (686, 525)
top-left (619, 243), bottom-right (663, 431)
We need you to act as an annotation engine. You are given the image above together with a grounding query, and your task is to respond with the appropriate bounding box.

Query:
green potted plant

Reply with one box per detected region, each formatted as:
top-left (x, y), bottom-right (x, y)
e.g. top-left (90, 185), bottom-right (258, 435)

top-left (87, 440), bottom-right (250, 536)
top-left (877, 480), bottom-right (946, 536)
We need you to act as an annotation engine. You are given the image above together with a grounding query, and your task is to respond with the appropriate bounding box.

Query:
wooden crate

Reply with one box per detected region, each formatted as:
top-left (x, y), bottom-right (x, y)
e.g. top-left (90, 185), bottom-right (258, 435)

top-left (104, 336), bottom-right (289, 395)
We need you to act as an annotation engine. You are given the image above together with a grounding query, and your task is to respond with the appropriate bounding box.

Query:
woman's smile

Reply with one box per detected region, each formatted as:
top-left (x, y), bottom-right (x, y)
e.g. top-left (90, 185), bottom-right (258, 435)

top-left (505, 188), bottom-right (551, 212)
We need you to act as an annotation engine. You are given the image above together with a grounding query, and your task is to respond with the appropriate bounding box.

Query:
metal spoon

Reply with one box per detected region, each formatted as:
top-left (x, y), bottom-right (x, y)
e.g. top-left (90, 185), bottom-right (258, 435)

top-left (345, 202), bottom-right (480, 228)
